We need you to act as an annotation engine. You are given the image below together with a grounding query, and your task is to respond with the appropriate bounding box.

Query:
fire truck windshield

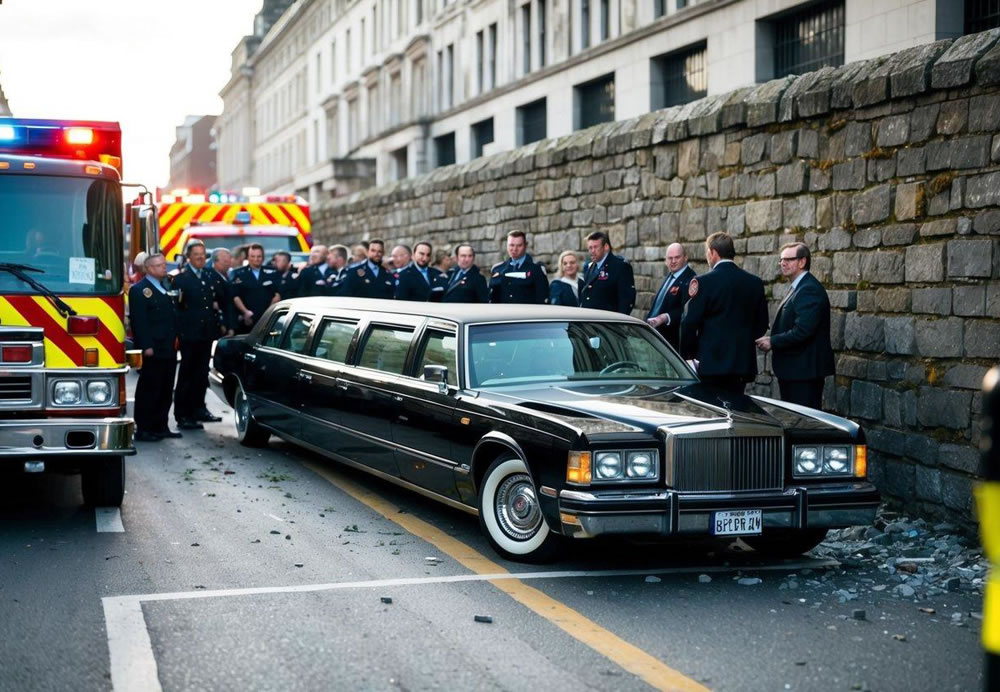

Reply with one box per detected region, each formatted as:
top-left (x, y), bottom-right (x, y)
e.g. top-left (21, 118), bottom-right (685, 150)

top-left (194, 234), bottom-right (300, 253)
top-left (0, 174), bottom-right (123, 295)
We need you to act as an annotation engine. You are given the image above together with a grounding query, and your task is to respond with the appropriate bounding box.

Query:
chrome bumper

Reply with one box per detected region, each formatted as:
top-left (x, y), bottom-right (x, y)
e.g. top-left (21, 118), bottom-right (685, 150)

top-left (557, 483), bottom-right (880, 538)
top-left (0, 417), bottom-right (135, 458)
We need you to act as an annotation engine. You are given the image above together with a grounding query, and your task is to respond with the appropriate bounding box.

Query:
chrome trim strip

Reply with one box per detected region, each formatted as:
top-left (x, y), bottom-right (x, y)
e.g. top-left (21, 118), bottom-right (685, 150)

top-left (0, 417), bottom-right (135, 457)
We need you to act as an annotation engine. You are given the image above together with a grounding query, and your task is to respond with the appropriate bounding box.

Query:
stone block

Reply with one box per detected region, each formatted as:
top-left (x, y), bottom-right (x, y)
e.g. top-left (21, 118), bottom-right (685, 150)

top-left (770, 130), bottom-right (797, 163)
top-left (890, 39), bottom-right (953, 97)
top-left (905, 433), bottom-right (939, 465)
top-left (850, 380), bottom-right (883, 420)
top-left (884, 316), bottom-right (916, 355)
top-left (782, 196), bottom-right (816, 229)
top-left (854, 227), bottom-right (882, 248)
top-left (904, 243), bottom-right (946, 282)
top-left (915, 317), bottom-right (964, 357)
top-left (931, 29), bottom-right (1000, 88)
top-left (965, 319), bottom-right (1000, 358)
top-left (755, 171), bottom-right (775, 198)
top-left (779, 68), bottom-right (832, 121)
top-left (746, 76), bottom-right (795, 127)
top-left (937, 99), bottom-right (968, 136)
top-left (832, 59), bottom-right (876, 109)
top-left (953, 135), bottom-right (991, 168)
top-left (741, 133), bottom-right (768, 165)
top-left (941, 473), bottom-right (973, 513)
top-left (720, 86), bottom-right (754, 129)
top-left (920, 218), bottom-right (956, 238)
top-left (837, 355), bottom-right (869, 378)
top-left (915, 466), bottom-right (942, 503)
top-left (883, 388), bottom-right (902, 427)
top-left (894, 182), bottom-right (923, 220)
top-left (925, 140), bottom-right (952, 170)
top-left (975, 209), bottom-right (1000, 235)
top-left (844, 121), bottom-right (873, 157)
top-left (678, 139), bottom-right (700, 178)
top-left (910, 105), bottom-right (940, 143)
top-left (884, 459), bottom-right (916, 502)
top-left (796, 66), bottom-right (838, 117)
top-left (883, 224), bottom-right (917, 246)
top-left (726, 204), bottom-right (745, 236)
top-left (868, 155), bottom-right (897, 183)
top-left (943, 363), bottom-right (991, 390)
top-left (850, 184), bottom-right (891, 226)
top-left (875, 288), bottom-right (911, 312)
top-left (776, 162), bottom-right (807, 195)
top-left (988, 283), bottom-right (1000, 317)
top-left (844, 313), bottom-right (885, 352)
top-left (852, 54), bottom-right (895, 107)
top-left (969, 94), bottom-right (1000, 133)
top-left (831, 160), bottom-right (866, 190)
top-left (832, 250), bottom-right (860, 283)
top-left (861, 250), bottom-right (904, 284)
top-left (967, 172), bottom-right (1000, 208)
top-left (917, 386), bottom-right (972, 429)
top-left (654, 146), bottom-right (677, 178)
top-left (876, 114), bottom-right (910, 147)
top-left (897, 147), bottom-right (926, 176)
top-left (868, 427), bottom-right (906, 455)
top-left (947, 238), bottom-right (994, 278)
top-left (797, 129), bottom-right (819, 158)
top-left (953, 285), bottom-right (986, 316)
top-left (911, 287), bottom-right (952, 315)
top-left (745, 200), bottom-right (782, 233)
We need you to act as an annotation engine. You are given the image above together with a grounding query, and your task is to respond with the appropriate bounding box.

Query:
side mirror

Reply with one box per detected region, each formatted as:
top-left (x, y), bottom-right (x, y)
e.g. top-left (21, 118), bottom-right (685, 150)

top-left (423, 364), bottom-right (450, 393)
top-left (129, 203), bottom-right (160, 258)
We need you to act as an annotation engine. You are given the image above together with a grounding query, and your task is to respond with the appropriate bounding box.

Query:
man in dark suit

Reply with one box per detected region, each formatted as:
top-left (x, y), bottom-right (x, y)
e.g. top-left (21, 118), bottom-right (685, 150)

top-left (489, 230), bottom-right (548, 304)
top-left (680, 232), bottom-right (768, 394)
top-left (273, 251), bottom-right (300, 300)
top-left (128, 253), bottom-right (181, 441)
top-left (755, 242), bottom-right (835, 410)
top-left (342, 239), bottom-right (396, 299)
top-left (231, 244), bottom-right (281, 333)
top-left (297, 245), bottom-right (331, 297)
top-left (208, 248), bottom-right (236, 337)
top-left (646, 242), bottom-right (696, 351)
top-left (579, 231), bottom-right (636, 314)
top-left (322, 245), bottom-right (350, 296)
top-left (395, 241), bottom-right (448, 301)
top-left (443, 244), bottom-right (489, 303)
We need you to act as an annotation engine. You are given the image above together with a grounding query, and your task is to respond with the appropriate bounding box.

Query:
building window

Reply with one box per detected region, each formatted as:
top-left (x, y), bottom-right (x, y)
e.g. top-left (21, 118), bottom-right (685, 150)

top-left (471, 117), bottom-right (494, 158)
top-left (653, 0), bottom-right (665, 18)
top-left (538, 0), bottom-right (546, 67)
top-left (413, 58), bottom-right (426, 117)
top-left (331, 40), bottom-right (337, 83)
top-left (391, 146), bottom-right (408, 180)
top-left (517, 98), bottom-right (547, 145)
top-left (966, 0), bottom-right (1000, 33)
top-left (599, 0), bottom-right (609, 41)
top-left (522, 5), bottom-right (532, 75)
top-left (581, 0), bottom-right (590, 49)
top-left (446, 44), bottom-right (454, 108)
top-left (773, 1), bottom-right (845, 79)
top-left (367, 85), bottom-right (379, 138)
top-left (650, 42), bottom-right (707, 110)
top-left (389, 73), bottom-right (402, 126)
top-left (489, 23), bottom-right (498, 88)
top-left (574, 73), bottom-right (614, 130)
top-left (477, 30), bottom-right (485, 93)
top-left (436, 49), bottom-right (444, 110)
top-left (435, 132), bottom-right (456, 167)
top-left (347, 98), bottom-right (359, 149)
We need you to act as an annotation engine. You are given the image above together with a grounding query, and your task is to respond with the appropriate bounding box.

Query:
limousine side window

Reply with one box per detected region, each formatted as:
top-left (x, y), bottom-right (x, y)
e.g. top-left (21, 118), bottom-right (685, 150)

top-left (260, 310), bottom-right (290, 348)
top-left (314, 319), bottom-right (357, 363)
top-left (358, 325), bottom-right (413, 375)
top-left (279, 314), bottom-right (313, 354)
top-left (415, 330), bottom-right (458, 386)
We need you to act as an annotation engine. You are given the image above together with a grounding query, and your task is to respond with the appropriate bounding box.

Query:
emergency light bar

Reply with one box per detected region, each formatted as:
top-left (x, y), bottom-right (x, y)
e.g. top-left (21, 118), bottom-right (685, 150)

top-left (0, 118), bottom-right (123, 176)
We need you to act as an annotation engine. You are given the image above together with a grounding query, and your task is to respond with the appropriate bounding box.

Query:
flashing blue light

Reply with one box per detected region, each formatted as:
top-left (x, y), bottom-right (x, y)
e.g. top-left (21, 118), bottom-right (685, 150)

top-left (0, 125), bottom-right (15, 141)
top-left (208, 193), bottom-right (221, 203)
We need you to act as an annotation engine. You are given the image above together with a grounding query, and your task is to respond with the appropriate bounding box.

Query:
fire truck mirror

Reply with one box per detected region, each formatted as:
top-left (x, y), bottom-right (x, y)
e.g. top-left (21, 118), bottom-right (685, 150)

top-left (130, 204), bottom-right (160, 257)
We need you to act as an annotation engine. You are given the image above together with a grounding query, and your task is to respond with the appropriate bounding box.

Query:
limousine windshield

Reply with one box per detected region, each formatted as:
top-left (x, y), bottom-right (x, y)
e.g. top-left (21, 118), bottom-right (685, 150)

top-left (467, 321), bottom-right (696, 388)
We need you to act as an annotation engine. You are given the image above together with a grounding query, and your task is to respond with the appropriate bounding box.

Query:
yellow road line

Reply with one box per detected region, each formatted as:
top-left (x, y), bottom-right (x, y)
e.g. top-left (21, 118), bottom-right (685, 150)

top-left (304, 460), bottom-right (708, 692)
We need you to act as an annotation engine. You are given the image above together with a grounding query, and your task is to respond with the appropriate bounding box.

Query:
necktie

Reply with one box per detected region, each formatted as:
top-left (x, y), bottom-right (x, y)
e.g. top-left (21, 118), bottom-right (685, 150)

top-left (420, 268), bottom-right (429, 284)
top-left (587, 262), bottom-right (599, 281)
top-left (651, 274), bottom-right (675, 317)
top-left (450, 270), bottom-right (463, 287)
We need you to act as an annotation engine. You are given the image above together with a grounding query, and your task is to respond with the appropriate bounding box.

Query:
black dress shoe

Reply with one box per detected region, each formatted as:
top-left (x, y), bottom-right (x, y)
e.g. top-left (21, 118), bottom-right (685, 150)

top-left (177, 419), bottom-right (204, 430)
top-left (134, 431), bottom-right (163, 442)
top-left (157, 429), bottom-right (183, 439)
top-left (194, 410), bottom-right (223, 423)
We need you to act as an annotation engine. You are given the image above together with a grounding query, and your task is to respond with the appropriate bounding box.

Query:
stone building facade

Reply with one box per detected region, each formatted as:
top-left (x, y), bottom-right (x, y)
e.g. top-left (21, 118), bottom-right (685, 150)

top-left (215, 0), bottom-right (974, 201)
top-left (311, 30), bottom-right (1000, 523)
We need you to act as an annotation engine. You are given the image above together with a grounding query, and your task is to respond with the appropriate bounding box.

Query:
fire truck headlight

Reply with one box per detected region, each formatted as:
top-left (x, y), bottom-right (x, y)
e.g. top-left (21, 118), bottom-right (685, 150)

top-left (86, 381), bottom-right (112, 405)
top-left (53, 381), bottom-right (82, 405)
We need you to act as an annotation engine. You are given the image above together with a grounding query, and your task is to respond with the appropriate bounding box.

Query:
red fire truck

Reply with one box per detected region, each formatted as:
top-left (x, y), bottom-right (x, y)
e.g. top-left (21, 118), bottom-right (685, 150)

top-left (0, 118), bottom-right (158, 506)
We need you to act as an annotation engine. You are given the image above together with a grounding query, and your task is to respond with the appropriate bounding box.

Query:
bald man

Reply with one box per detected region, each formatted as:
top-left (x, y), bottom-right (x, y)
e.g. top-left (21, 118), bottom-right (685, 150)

top-left (646, 243), bottom-right (696, 351)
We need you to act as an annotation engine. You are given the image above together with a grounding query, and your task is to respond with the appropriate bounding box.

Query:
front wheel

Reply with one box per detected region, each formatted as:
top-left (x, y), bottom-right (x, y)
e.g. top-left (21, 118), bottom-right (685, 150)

top-left (81, 456), bottom-right (125, 507)
top-left (478, 456), bottom-right (561, 563)
top-left (234, 381), bottom-right (270, 447)
top-left (743, 528), bottom-right (828, 558)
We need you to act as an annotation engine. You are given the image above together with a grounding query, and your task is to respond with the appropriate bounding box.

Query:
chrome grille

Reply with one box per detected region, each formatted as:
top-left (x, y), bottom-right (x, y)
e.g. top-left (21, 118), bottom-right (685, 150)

top-left (671, 436), bottom-right (783, 491)
top-left (0, 376), bottom-right (32, 401)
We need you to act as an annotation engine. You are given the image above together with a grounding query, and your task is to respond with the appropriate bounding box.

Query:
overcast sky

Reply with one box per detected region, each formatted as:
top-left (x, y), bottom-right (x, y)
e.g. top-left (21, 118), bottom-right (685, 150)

top-left (0, 0), bottom-right (263, 188)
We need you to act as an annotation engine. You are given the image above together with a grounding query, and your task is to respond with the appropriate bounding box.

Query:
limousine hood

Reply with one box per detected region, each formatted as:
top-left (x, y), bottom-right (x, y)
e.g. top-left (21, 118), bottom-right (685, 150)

top-left (492, 382), bottom-right (855, 436)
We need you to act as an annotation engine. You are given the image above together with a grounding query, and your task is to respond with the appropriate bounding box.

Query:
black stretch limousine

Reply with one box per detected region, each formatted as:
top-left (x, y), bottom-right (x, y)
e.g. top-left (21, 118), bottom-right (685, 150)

top-left (210, 298), bottom-right (879, 562)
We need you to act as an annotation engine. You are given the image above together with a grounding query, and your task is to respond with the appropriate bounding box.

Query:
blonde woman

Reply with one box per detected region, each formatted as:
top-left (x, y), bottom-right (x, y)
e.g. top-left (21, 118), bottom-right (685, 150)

top-left (549, 250), bottom-right (584, 306)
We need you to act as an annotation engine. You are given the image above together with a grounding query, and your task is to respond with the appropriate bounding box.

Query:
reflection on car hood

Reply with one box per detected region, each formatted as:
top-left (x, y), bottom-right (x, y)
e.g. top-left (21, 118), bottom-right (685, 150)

top-left (489, 381), bottom-right (853, 435)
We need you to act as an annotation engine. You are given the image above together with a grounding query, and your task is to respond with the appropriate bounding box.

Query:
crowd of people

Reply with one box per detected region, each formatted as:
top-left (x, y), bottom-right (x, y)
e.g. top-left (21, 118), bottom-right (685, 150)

top-left (126, 227), bottom-right (834, 441)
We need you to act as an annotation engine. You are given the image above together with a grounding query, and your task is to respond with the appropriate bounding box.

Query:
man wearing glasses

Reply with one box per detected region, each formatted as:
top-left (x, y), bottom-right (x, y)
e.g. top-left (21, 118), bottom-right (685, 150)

top-left (755, 242), bottom-right (834, 410)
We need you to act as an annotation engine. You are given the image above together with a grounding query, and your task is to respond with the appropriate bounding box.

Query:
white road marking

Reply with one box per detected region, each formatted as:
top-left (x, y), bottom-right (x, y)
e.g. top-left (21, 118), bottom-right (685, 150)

top-left (266, 513), bottom-right (285, 522)
top-left (103, 557), bottom-right (834, 691)
top-left (95, 507), bottom-right (125, 533)
top-left (102, 597), bottom-right (162, 692)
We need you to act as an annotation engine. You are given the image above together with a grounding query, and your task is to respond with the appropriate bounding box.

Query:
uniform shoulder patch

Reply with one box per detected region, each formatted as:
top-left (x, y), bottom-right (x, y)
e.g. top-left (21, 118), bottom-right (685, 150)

top-left (688, 278), bottom-right (699, 297)
top-left (357, 268), bottom-right (365, 276)
top-left (142, 287), bottom-right (153, 298)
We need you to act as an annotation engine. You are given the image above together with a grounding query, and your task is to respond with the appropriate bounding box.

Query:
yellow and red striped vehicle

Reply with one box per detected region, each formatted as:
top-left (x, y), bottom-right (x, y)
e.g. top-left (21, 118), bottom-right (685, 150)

top-left (0, 118), bottom-right (145, 506)
top-left (157, 190), bottom-right (311, 262)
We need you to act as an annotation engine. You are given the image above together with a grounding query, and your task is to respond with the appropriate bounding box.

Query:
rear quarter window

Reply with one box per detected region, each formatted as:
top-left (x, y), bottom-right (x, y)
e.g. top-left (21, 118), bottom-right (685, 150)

top-left (358, 325), bottom-right (413, 375)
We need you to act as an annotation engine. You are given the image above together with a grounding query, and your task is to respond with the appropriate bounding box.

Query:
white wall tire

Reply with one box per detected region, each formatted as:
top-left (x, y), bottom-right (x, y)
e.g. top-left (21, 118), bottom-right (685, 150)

top-left (234, 381), bottom-right (270, 447)
top-left (478, 456), bottom-right (559, 563)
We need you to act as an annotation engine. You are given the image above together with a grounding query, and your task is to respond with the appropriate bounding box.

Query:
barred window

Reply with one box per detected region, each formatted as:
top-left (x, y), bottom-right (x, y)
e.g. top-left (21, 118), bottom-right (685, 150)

top-left (435, 132), bottom-right (456, 167)
top-left (574, 73), bottom-right (615, 130)
top-left (472, 118), bottom-right (494, 158)
top-left (966, 0), bottom-right (1000, 33)
top-left (773, 1), bottom-right (845, 79)
top-left (651, 42), bottom-right (707, 110)
top-left (517, 98), bottom-right (547, 145)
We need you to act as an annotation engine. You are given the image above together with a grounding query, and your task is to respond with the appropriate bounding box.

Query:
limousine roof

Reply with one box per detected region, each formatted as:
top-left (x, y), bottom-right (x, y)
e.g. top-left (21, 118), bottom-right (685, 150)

top-left (276, 297), bottom-right (645, 325)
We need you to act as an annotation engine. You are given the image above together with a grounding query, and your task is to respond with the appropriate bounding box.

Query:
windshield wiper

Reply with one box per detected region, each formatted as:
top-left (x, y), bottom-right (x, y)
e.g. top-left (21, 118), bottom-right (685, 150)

top-left (0, 263), bottom-right (77, 317)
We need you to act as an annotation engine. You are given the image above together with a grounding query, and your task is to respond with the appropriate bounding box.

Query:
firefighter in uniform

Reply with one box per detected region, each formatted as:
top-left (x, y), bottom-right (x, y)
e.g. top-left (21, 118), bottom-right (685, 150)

top-left (128, 253), bottom-right (181, 441)
top-left (489, 230), bottom-right (548, 304)
top-left (273, 251), bottom-right (300, 300)
top-left (208, 248), bottom-right (236, 337)
top-left (578, 231), bottom-right (636, 314)
top-left (172, 241), bottom-right (223, 430)
top-left (322, 245), bottom-right (350, 296)
top-left (342, 239), bottom-right (395, 299)
top-left (231, 243), bottom-right (281, 333)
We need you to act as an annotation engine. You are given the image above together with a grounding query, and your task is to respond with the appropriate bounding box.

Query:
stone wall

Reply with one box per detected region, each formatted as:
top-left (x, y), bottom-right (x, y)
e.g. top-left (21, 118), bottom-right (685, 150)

top-left (313, 30), bottom-right (1000, 524)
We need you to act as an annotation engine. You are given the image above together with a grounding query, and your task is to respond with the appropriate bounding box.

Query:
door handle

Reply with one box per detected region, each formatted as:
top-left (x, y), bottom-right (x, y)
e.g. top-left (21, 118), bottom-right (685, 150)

top-left (298, 372), bottom-right (313, 382)
top-left (244, 353), bottom-right (256, 362)
top-left (398, 415), bottom-right (409, 422)
top-left (393, 395), bottom-right (404, 402)
top-left (335, 379), bottom-right (349, 391)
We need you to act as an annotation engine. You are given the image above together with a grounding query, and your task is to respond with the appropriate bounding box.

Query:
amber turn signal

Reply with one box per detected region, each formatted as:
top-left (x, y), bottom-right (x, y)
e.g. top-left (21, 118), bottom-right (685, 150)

top-left (126, 349), bottom-right (143, 369)
top-left (567, 451), bottom-right (591, 485)
top-left (854, 445), bottom-right (867, 478)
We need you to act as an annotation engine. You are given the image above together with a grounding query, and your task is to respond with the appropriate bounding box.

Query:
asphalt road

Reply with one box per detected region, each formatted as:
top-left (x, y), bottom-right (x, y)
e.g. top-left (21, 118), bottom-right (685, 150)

top-left (0, 380), bottom-right (986, 692)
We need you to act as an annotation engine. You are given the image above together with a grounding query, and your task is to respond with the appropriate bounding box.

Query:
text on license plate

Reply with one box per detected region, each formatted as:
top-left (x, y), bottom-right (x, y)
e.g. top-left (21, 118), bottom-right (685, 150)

top-left (712, 509), bottom-right (762, 536)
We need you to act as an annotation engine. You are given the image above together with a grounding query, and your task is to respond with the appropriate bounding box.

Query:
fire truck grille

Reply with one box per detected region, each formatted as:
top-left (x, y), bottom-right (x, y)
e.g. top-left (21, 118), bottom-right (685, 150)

top-left (0, 376), bottom-right (33, 401)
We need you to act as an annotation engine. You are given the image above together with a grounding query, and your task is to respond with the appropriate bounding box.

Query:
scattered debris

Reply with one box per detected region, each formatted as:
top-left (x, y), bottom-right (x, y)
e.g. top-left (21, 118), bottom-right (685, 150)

top-left (269, 530), bottom-right (280, 535)
top-left (919, 607), bottom-right (936, 615)
top-left (698, 575), bottom-right (712, 583)
top-left (294, 563), bottom-right (304, 568)
top-left (852, 609), bottom-right (866, 621)
top-left (190, 543), bottom-right (200, 547)
top-left (891, 634), bottom-right (907, 642)
top-left (381, 597), bottom-right (393, 604)
top-left (474, 615), bottom-right (493, 624)
top-left (738, 577), bottom-right (762, 586)
top-left (645, 575), bottom-right (661, 583)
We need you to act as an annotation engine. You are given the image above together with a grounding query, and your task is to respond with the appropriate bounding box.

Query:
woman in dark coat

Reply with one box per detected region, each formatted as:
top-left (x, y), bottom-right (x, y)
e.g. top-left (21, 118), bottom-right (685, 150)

top-left (549, 250), bottom-right (584, 306)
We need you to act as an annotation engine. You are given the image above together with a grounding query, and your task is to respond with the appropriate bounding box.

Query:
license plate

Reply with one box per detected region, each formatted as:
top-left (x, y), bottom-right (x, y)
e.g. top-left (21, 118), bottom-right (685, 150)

top-left (712, 509), bottom-right (762, 536)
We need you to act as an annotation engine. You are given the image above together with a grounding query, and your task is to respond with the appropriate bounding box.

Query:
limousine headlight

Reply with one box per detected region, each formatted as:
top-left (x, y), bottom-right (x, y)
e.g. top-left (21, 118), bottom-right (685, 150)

top-left (587, 449), bottom-right (659, 482)
top-left (793, 444), bottom-right (856, 477)
top-left (595, 452), bottom-right (622, 479)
